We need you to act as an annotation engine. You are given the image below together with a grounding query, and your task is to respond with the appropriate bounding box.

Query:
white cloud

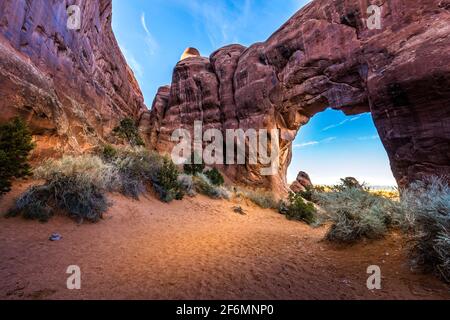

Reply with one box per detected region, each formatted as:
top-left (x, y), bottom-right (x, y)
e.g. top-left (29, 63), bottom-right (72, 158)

top-left (140, 13), bottom-right (159, 55)
top-left (322, 119), bottom-right (350, 131)
top-left (322, 114), bottom-right (365, 131)
top-left (321, 137), bottom-right (337, 143)
top-left (294, 141), bottom-right (319, 148)
top-left (350, 115), bottom-right (362, 121)
top-left (294, 136), bottom-right (337, 148)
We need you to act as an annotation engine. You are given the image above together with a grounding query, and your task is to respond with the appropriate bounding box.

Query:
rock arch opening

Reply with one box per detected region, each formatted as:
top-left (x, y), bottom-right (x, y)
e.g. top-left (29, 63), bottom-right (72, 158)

top-left (287, 108), bottom-right (396, 188)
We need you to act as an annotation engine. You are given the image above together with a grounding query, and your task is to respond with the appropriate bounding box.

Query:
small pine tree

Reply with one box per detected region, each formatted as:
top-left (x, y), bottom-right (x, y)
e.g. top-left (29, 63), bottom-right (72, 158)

top-left (156, 157), bottom-right (184, 202)
top-left (112, 118), bottom-right (145, 146)
top-left (0, 117), bottom-right (35, 195)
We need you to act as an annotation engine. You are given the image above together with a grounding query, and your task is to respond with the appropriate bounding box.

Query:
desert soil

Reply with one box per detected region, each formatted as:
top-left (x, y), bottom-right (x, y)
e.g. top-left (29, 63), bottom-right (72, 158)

top-left (0, 181), bottom-right (449, 300)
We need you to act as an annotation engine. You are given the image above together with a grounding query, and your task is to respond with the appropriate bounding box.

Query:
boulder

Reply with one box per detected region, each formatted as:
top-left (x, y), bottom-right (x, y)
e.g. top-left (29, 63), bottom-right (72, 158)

top-left (290, 172), bottom-right (313, 193)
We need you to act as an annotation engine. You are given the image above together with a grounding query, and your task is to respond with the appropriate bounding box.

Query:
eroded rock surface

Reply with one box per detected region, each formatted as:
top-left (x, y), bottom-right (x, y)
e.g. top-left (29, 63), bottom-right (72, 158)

top-left (0, 0), bottom-right (146, 158)
top-left (145, 0), bottom-right (450, 189)
top-left (290, 172), bottom-right (313, 193)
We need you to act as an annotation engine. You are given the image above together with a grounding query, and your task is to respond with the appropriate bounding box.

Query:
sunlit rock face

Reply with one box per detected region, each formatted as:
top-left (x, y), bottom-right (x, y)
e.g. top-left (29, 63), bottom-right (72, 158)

top-left (145, 0), bottom-right (450, 190)
top-left (0, 0), bottom-right (147, 158)
top-left (180, 47), bottom-right (201, 61)
top-left (290, 172), bottom-right (313, 193)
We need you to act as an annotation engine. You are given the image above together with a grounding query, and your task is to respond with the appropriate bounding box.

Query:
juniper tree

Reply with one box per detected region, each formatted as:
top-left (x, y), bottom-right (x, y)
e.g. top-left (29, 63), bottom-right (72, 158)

top-left (0, 117), bottom-right (35, 195)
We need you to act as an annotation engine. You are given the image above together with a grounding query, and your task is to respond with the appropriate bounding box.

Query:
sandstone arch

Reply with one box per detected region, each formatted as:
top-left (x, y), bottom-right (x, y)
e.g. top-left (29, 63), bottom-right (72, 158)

top-left (145, 0), bottom-right (450, 190)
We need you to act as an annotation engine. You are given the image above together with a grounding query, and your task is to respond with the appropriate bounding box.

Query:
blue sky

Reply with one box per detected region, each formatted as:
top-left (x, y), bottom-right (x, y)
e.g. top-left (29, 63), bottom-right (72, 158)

top-left (112, 0), bottom-right (397, 186)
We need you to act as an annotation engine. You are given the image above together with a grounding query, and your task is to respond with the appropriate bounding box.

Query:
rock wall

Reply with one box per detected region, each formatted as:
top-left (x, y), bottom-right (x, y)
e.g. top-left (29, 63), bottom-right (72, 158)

top-left (145, 0), bottom-right (450, 189)
top-left (0, 0), bottom-right (146, 158)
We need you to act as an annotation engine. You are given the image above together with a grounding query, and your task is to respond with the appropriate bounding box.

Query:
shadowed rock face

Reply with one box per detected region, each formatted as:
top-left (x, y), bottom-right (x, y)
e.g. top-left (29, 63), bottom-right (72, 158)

top-left (145, 0), bottom-right (450, 190)
top-left (0, 0), bottom-right (146, 158)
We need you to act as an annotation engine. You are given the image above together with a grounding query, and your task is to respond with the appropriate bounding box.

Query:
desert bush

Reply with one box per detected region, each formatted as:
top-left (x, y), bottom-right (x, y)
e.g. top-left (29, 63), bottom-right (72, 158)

top-left (405, 177), bottom-right (450, 282)
top-left (178, 174), bottom-right (196, 197)
top-left (7, 185), bottom-right (54, 222)
top-left (153, 157), bottom-right (184, 203)
top-left (332, 177), bottom-right (366, 192)
top-left (102, 144), bottom-right (118, 161)
top-left (204, 168), bottom-right (225, 186)
top-left (370, 188), bottom-right (400, 200)
top-left (193, 174), bottom-right (230, 199)
top-left (297, 185), bottom-right (327, 203)
top-left (298, 185), bottom-right (314, 202)
top-left (112, 118), bottom-right (145, 146)
top-left (316, 187), bottom-right (401, 243)
top-left (242, 189), bottom-right (278, 209)
top-left (111, 147), bottom-right (162, 198)
top-left (0, 117), bottom-right (35, 196)
top-left (9, 155), bottom-right (115, 223)
top-left (183, 152), bottom-right (205, 175)
top-left (35, 155), bottom-right (118, 191)
top-left (282, 192), bottom-right (317, 225)
top-left (110, 148), bottom-right (183, 202)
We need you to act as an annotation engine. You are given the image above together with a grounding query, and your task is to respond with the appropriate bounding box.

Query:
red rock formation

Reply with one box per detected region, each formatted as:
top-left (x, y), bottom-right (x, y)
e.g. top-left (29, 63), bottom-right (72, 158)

top-left (145, 0), bottom-right (450, 189)
top-left (180, 47), bottom-right (201, 61)
top-left (290, 172), bottom-right (313, 193)
top-left (0, 0), bottom-right (146, 158)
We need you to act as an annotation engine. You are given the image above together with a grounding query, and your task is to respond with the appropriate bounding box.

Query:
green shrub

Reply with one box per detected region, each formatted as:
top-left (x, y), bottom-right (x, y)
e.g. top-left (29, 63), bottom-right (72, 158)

top-left (204, 168), bottom-right (224, 186)
top-left (153, 157), bottom-right (184, 203)
top-left (193, 174), bottom-right (230, 199)
top-left (112, 118), bottom-right (145, 146)
top-left (316, 187), bottom-right (401, 243)
top-left (295, 185), bottom-right (327, 204)
top-left (183, 152), bottom-right (205, 175)
top-left (110, 148), bottom-right (183, 202)
top-left (298, 185), bottom-right (314, 202)
top-left (242, 189), bottom-right (278, 209)
top-left (405, 177), bottom-right (450, 282)
top-left (332, 177), bottom-right (365, 192)
top-left (102, 144), bottom-right (118, 161)
top-left (9, 155), bottom-right (115, 223)
top-left (0, 117), bottom-right (35, 195)
top-left (283, 192), bottom-right (317, 225)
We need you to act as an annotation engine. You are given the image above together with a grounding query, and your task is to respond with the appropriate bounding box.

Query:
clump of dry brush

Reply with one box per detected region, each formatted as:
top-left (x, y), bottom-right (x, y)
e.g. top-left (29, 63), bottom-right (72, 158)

top-left (8, 147), bottom-right (185, 223)
top-left (314, 176), bottom-right (450, 282)
top-left (403, 177), bottom-right (450, 282)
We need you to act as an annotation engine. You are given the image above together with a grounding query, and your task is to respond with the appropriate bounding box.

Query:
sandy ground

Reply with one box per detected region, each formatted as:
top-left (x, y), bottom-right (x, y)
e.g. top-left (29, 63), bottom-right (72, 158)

top-left (0, 180), bottom-right (449, 300)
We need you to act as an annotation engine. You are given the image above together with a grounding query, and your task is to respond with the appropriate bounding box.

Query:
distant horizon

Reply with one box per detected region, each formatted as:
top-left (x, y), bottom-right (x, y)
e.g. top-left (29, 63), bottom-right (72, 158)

top-left (112, 0), bottom-right (397, 187)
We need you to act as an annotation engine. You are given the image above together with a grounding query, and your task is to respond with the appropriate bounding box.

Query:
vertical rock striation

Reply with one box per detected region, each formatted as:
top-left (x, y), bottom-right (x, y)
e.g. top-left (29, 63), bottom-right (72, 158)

top-left (0, 0), bottom-right (147, 157)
